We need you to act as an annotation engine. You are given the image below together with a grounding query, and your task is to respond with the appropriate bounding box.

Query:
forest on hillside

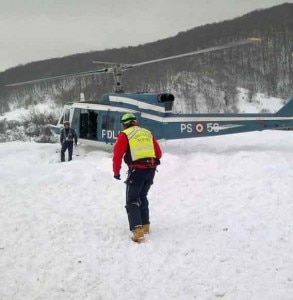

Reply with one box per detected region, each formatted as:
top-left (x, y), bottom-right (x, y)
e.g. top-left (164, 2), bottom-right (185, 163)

top-left (0, 3), bottom-right (293, 114)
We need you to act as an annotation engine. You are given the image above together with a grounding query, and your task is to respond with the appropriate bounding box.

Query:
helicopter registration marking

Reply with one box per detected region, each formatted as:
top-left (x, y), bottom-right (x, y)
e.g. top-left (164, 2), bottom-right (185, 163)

top-left (181, 122), bottom-right (220, 133)
top-left (207, 123), bottom-right (220, 132)
top-left (101, 129), bottom-right (117, 139)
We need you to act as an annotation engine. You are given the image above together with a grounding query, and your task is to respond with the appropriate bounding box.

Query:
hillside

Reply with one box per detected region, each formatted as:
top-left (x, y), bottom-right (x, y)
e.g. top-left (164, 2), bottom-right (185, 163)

top-left (0, 3), bottom-right (293, 114)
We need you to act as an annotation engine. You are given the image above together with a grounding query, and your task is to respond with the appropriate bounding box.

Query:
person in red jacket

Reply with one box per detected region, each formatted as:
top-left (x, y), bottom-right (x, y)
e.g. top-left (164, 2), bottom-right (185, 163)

top-left (113, 113), bottom-right (162, 242)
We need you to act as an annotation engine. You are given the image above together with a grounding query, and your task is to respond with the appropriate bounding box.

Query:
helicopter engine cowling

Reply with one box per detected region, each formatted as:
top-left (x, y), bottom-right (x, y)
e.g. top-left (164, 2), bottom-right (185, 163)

top-left (157, 93), bottom-right (175, 111)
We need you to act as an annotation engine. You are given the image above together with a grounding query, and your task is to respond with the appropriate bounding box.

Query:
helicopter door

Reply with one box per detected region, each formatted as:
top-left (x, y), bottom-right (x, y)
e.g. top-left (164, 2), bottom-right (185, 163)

top-left (79, 109), bottom-right (98, 140)
top-left (98, 111), bottom-right (119, 144)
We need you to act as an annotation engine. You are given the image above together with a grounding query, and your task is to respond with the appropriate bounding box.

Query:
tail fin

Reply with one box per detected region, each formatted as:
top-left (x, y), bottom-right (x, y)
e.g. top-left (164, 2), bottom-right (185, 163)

top-left (276, 98), bottom-right (293, 116)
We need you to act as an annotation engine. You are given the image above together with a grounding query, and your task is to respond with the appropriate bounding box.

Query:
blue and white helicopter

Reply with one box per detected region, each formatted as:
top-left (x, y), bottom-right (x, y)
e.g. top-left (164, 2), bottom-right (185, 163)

top-left (7, 38), bottom-right (293, 148)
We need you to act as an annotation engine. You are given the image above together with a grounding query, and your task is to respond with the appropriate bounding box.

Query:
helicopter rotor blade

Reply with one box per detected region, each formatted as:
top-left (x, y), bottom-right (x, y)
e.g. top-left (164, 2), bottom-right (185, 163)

top-left (5, 67), bottom-right (110, 87)
top-left (92, 60), bottom-right (120, 65)
top-left (127, 38), bottom-right (261, 68)
top-left (5, 38), bottom-right (260, 87)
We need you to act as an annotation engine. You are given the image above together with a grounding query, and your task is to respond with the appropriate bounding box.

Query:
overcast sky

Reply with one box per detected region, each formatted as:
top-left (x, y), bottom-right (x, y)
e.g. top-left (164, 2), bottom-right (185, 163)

top-left (0, 0), bottom-right (289, 71)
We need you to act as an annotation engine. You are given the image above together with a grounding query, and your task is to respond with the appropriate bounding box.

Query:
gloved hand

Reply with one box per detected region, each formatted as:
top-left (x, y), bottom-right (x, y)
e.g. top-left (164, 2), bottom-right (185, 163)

top-left (114, 174), bottom-right (121, 180)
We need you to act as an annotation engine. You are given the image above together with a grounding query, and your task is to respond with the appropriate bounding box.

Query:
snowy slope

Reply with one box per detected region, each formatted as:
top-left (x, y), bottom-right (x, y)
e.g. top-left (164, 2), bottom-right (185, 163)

top-left (237, 88), bottom-right (286, 113)
top-left (1, 130), bottom-right (293, 300)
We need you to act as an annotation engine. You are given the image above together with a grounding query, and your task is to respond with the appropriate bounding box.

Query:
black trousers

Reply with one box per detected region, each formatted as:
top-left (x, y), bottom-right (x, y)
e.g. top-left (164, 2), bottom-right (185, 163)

top-left (125, 168), bottom-right (156, 231)
top-left (61, 141), bottom-right (74, 162)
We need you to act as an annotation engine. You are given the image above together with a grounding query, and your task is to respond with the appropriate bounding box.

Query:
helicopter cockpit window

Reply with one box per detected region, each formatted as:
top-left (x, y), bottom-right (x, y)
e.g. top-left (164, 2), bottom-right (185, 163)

top-left (59, 108), bottom-right (70, 125)
top-left (64, 109), bottom-right (70, 122)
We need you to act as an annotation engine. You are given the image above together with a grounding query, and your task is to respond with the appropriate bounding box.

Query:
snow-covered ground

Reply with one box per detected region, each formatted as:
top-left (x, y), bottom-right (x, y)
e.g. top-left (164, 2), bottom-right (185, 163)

top-left (1, 129), bottom-right (293, 300)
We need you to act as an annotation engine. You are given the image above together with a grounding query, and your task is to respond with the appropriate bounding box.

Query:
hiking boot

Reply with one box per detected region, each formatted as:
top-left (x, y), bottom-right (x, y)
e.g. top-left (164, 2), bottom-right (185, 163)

top-left (132, 226), bottom-right (144, 242)
top-left (142, 224), bottom-right (150, 234)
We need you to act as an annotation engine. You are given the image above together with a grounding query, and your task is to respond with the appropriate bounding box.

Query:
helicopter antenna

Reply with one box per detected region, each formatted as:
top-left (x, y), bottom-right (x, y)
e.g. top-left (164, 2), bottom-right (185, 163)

top-left (5, 38), bottom-right (261, 92)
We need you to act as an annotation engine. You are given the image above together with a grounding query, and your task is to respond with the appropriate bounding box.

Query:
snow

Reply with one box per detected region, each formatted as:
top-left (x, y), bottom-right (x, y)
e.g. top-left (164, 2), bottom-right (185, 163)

top-left (0, 107), bottom-right (28, 121)
top-left (237, 88), bottom-right (285, 113)
top-left (0, 100), bottom-right (60, 121)
top-left (1, 129), bottom-right (293, 300)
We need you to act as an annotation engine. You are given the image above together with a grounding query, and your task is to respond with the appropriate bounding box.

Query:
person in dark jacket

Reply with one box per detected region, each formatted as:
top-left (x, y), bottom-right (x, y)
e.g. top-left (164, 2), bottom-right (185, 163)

top-left (113, 113), bottom-right (162, 242)
top-left (60, 121), bottom-right (78, 162)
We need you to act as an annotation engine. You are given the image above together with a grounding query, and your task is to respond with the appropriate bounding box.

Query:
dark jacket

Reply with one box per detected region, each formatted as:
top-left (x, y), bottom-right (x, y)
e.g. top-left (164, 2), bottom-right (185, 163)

top-left (60, 127), bottom-right (78, 145)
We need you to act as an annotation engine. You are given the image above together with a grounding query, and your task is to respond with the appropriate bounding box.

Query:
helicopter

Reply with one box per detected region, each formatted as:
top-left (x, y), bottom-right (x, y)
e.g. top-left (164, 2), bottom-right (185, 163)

top-left (5, 38), bottom-right (293, 149)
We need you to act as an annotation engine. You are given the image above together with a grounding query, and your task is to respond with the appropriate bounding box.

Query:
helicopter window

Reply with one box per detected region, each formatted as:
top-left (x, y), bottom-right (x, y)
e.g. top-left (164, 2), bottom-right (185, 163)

top-left (64, 109), bottom-right (70, 122)
top-left (102, 115), bottom-right (115, 131)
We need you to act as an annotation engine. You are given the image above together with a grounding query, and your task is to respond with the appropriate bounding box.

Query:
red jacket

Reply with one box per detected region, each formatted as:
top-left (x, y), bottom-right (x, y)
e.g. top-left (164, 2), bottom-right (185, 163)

top-left (113, 126), bottom-right (162, 176)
